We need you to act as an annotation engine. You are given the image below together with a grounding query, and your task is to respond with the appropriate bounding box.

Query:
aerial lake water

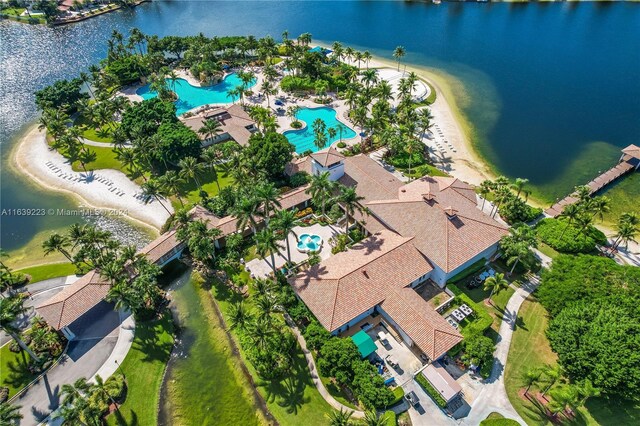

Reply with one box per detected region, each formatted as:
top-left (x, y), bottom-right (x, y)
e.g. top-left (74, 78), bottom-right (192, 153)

top-left (1, 1), bottom-right (639, 251)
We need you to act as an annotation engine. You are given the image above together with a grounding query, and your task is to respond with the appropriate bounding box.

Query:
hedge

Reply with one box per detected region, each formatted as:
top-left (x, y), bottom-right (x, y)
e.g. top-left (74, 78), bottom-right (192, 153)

top-left (415, 373), bottom-right (447, 408)
top-left (382, 410), bottom-right (397, 425)
top-left (447, 286), bottom-right (493, 337)
top-left (480, 418), bottom-right (520, 426)
top-left (536, 218), bottom-right (607, 253)
top-left (447, 258), bottom-right (487, 284)
top-left (389, 386), bottom-right (405, 406)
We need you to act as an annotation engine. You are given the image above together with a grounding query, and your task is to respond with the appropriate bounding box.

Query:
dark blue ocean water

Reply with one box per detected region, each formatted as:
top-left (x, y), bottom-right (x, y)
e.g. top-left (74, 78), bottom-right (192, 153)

top-left (1, 1), bottom-right (639, 249)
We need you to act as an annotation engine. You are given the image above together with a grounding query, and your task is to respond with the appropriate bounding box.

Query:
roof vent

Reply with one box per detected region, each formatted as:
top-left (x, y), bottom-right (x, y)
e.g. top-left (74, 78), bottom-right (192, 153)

top-left (423, 193), bottom-right (435, 202)
top-left (362, 270), bottom-right (369, 278)
top-left (444, 206), bottom-right (458, 218)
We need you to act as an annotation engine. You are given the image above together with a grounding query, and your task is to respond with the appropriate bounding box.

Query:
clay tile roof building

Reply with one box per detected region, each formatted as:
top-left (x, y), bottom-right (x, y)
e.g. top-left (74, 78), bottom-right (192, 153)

top-left (36, 270), bottom-right (111, 330)
top-left (181, 104), bottom-right (257, 147)
top-left (338, 155), bottom-right (404, 203)
top-left (311, 147), bottom-right (345, 168)
top-left (290, 230), bottom-right (462, 360)
top-left (138, 230), bottom-right (184, 265)
top-left (622, 144), bottom-right (640, 160)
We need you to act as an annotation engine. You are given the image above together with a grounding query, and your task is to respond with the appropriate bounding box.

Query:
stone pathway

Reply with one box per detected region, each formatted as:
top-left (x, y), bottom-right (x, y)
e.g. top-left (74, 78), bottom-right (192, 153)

top-left (460, 275), bottom-right (541, 426)
top-left (284, 315), bottom-right (365, 419)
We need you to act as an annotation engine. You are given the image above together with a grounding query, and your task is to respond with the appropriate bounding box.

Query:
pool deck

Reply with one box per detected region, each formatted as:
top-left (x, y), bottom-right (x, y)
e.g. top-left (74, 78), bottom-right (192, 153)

top-left (245, 223), bottom-right (340, 278)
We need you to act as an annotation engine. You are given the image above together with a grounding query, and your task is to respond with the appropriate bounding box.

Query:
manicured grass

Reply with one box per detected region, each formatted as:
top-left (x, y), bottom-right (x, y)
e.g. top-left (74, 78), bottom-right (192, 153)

top-left (71, 146), bottom-right (124, 173)
top-left (1, 7), bottom-right (25, 16)
top-left (320, 376), bottom-right (358, 410)
top-left (0, 343), bottom-right (39, 399)
top-left (209, 277), bottom-right (334, 426)
top-left (106, 311), bottom-right (174, 426)
top-left (14, 262), bottom-right (77, 283)
top-left (537, 242), bottom-right (560, 260)
top-left (504, 298), bottom-right (640, 425)
top-left (75, 114), bottom-right (114, 143)
top-left (451, 280), bottom-right (515, 333)
top-left (183, 170), bottom-right (234, 205)
top-left (162, 273), bottom-right (267, 425)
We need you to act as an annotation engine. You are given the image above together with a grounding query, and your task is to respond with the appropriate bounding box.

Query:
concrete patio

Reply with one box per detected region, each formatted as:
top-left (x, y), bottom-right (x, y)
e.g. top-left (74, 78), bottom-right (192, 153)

top-left (245, 223), bottom-right (341, 278)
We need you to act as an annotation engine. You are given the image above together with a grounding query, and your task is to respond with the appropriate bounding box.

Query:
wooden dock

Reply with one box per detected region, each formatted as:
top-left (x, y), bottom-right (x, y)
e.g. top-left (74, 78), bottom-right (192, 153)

top-left (545, 145), bottom-right (640, 218)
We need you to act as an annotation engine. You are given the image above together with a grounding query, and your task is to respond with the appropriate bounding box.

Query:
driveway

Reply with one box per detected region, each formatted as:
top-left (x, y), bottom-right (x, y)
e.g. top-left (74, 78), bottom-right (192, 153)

top-left (1, 275), bottom-right (79, 346)
top-left (11, 301), bottom-right (121, 425)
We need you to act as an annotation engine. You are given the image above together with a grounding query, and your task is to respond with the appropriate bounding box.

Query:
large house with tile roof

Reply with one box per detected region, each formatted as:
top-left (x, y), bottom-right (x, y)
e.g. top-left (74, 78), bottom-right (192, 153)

top-left (288, 148), bottom-right (507, 360)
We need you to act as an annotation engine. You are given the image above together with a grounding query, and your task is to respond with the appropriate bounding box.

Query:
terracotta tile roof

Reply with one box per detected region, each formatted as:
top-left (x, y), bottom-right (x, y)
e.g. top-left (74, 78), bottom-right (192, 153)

top-left (36, 270), bottom-right (111, 330)
top-left (138, 230), bottom-right (182, 264)
top-left (622, 144), bottom-right (640, 160)
top-left (181, 104), bottom-right (256, 146)
top-left (311, 147), bottom-right (345, 167)
top-left (366, 176), bottom-right (508, 273)
top-left (290, 229), bottom-right (462, 359)
top-left (285, 157), bottom-right (312, 176)
top-left (338, 154), bottom-right (404, 203)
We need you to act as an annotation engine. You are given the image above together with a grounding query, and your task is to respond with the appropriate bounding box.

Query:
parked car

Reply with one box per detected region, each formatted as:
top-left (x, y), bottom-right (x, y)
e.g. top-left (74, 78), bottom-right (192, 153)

top-left (405, 390), bottom-right (420, 407)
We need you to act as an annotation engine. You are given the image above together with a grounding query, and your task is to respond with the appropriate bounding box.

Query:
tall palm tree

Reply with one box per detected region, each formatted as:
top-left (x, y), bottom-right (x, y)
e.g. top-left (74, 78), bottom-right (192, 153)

top-left (338, 185), bottom-right (365, 234)
top-left (327, 408), bottom-right (354, 426)
top-left (228, 301), bottom-right (254, 330)
top-left (500, 224), bottom-right (538, 274)
top-left (483, 272), bottom-right (509, 305)
top-left (613, 220), bottom-right (638, 249)
top-left (363, 410), bottom-right (386, 426)
top-left (272, 208), bottom-right (301, 265)
top-left (306, 172), bottom-right (336, 216)
top-left (510, 177), bottom-right (529, 199)
top-left (198, 118), bottom-right (222, 144)
top-left (589, 196), bottom-right (610, 222)
top-left (255, 182), bottom-right (282, 224)
top-left (393, 46), bottom-right (406, 72)
top-left (141, 179), bottom-right (172, 215)
top-left (178, 156), bottom-right (204, 193)
top-left (541, 364), bottom-right (563, 398)
top-left (249, 318), bottom-right (275, 352)
top-left (558, 203), bottom-right (581, 240)
top-left (255, 228), bottom-right (284, 276)
top-left (61, 377), bottom-right (91, 406)
top-left (200, 146), bottom-right (222, 192)
top-left (42, 233), bottom-right (74, 263)
top-left (0, 402), bottom-right (22, 424)
top-left (159, 170), bottom-right (186, 207)
top-left (404, 137), bottom-right (423, 179)
top-left (0, 295), bottom-right (40, 362)
top-left (479, 180), bottom-right (493, 212)
top-left (92, 374), bottom-right (121, 412)
top-left (232, 195), bottom-right (261, 234)
top-left (522, 367), bottom-right (542, 398)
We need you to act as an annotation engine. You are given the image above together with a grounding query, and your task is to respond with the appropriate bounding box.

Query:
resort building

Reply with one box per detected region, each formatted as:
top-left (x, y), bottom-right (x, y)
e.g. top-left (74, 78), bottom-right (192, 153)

top-left (181, 104), bottom-right (258, 147)
top-left (287, 147), bottom-right (508, 360)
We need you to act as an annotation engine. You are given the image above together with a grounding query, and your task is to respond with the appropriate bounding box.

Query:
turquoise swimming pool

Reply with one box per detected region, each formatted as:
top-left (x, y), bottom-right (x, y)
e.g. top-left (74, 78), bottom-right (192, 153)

top-left (283, 107), bottom-right (356, 153)
top-left (136, 73), bottom-right (255, 115)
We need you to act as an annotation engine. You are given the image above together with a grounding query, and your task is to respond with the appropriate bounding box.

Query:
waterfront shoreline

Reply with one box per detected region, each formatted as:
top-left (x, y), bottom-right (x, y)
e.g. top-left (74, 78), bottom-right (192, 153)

top-left (11, 124), bottom-right (169, 233)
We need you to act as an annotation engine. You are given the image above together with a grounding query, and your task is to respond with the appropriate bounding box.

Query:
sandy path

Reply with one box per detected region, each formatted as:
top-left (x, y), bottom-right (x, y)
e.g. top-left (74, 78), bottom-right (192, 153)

top-left (13, 125), bottom-right (172, 230)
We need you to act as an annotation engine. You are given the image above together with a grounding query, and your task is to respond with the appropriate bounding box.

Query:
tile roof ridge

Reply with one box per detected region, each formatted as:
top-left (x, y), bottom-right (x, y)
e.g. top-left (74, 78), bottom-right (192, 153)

top-left (142, 230), bottom-right (177, 252)
top-left (329, 278), bottom-right (342, 330)
top-left (347, 155), bottom-right (399, 197)
top-left (336, 233), bottom-right (413, 282)
top-left (455, 212), bottom-right (509, 230)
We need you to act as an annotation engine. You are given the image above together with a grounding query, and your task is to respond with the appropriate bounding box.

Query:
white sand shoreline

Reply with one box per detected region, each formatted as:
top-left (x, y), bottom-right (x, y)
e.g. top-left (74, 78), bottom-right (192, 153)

top-left (12, 125), bottom-right (171, 231)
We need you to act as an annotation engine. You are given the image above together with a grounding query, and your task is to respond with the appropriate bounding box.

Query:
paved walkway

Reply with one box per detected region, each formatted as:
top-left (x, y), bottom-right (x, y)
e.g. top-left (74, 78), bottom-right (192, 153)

top-left (284, 315), bottom-right (365, 419)
top-left (460, 276), bottom-right (541, 426)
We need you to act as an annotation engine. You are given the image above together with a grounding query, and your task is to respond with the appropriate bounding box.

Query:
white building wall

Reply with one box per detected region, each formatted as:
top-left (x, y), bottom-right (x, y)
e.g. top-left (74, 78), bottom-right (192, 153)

top-left (332, 307), bottom-right (376, 335)
top-left (440, 244), bottom-right (499, 286)
top-left (311, 160), bottom-right (345, 181)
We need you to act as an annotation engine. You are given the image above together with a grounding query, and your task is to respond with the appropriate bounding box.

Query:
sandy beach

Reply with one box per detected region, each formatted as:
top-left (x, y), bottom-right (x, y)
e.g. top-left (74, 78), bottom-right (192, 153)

top-left (13, 125), bottom-right (172, 230)
top-left (325, 45), bottom-right (495, 186)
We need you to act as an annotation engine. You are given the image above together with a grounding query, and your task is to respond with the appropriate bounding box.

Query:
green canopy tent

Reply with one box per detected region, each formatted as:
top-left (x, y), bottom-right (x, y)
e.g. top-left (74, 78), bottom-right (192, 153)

top-left (351, 330), bottom-right (377, 358)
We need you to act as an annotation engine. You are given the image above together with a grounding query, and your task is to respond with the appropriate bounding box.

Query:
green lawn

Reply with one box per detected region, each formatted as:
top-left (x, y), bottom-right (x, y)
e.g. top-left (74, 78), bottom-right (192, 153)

top-left (208, 276), bottom-right (334, 426)
top-left (71, 146), bottom-right (124, 173)
top-left (537, 242), bottom-right (560, 260)
top-left (451, 280), bottom-right (515, 333)
top-left (14, 262), bottom-right (77, 283)
top-left (106, 312), bottom-right (175, 426)
top-left (75, 114), bottom-right (114, 143)
top-left (183, 170), bottom-right (234, 205)
top-left (161, 273), bottom-right (268, 425)
top-left (0, 343), bottom-right (39, 399)
top-left (320, 375), bottom-right (359, 410)
top-left (504, 298), bottom-right (640, 426)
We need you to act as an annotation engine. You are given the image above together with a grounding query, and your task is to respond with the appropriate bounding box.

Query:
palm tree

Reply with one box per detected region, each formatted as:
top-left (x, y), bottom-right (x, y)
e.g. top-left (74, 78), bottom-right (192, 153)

top-left (307, 172), bottom-right (336, 216)
top-left (261, 80), bottom-right (277, 109)
top-left (363, 410), bottom-right (386, 426)
top-left (200, 146), bottom-right (222, 192)
top-left (255, 228), bottom-right (284, 276)
top-left (327, 408), bottom-right (354, 426)
top-left (159, 170), bottom-right (186, 207)
top-left (232, 195), bottom-right (261, 234)
top-left (327, 127), bottom-right (337, 143)
top-left (483, 272), bottom-right (509, 305)
top-left (338, 185), bottom-right (365, 234)
top-left (576, 379), bottom-right (601, 407)
top-left (61, 377), bottom-right (91, 406)
top-left (249, 319), bottom-right (275, 352)
top-left (613, 220), bottom-right (638, 249)
top-left (272, 209), bottom-right (301, 265)
top-left (393, 46), bottom-right (406, 73)
top-left (228, 301), bottom-right (254, 330)
top-left (0, 402), bottom-right (22, 424)
top-left (500, 224), bottom-right (538, 274)
top-left (541, 364), bottom-right (563, 398)
top-left (479, 180), bottom-right (493, 212)
top-left (510, 177), bottom-right (529, 199)
top-left (548, 385), bottom-right (579, 418)
top-left (522, 367), bottom-right (542, 398)
top-left (558, 203), bottom-right (581, 240)
top-left (589, 196), bottom-right (610, 222)
top-left (255, 182), bottom-right (282, 224)
top-left (77, 147), bottom-right (97, 174)
top-left (0, 295), bottom-right (40, 362)
top-left (141, 179), bottom-right (172, 214)
top-left (92, 374), bottom-right (122, 411)
top-left (198, 118), bottom-right (222, 144)
top-left (179, 156), bottom-right (204, 193)
top-left (42, 233), bottom-right (74, 263)
top-left (404, 137), bottom-right (423, 179)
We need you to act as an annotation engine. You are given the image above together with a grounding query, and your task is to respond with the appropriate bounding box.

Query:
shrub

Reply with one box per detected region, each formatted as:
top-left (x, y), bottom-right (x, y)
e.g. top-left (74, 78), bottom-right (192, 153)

top-left (447, 258), bottom-right (486, 284)
top-left (536, 218), bottom-right (606, 253)
top-left (330, 234), bottom-right (350, 254)
top-left (498, 197), bottom-right (542, 224)
top-left (34, 78), bottom-right (88, 113)
top-left (280, 76), bottom-right (316, 92)
top-left (461, 334), bottom-right (494, 378)
top-left (303, 321), bottom-right (332, 351)
top-left (337, 141), bottom-right (346, 148)
top-left (389, 386), bottom-right (405, 406)
top-left (289, 171), bottom-right (310, 188)
top-left (351, 360), bottom-right (394, 409)
top-left (318, 337), bottom-right (361, 384)
top-left (447, 286), bottom-right (493, 337)
top-left (387, 151), bottom-right (425, 169)
top-left (415, 373), bottom-right (447, 408)
top-left (383, 411), bottom-right (397, 426)
top-left (291, 120), bottom-right (303, 129)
